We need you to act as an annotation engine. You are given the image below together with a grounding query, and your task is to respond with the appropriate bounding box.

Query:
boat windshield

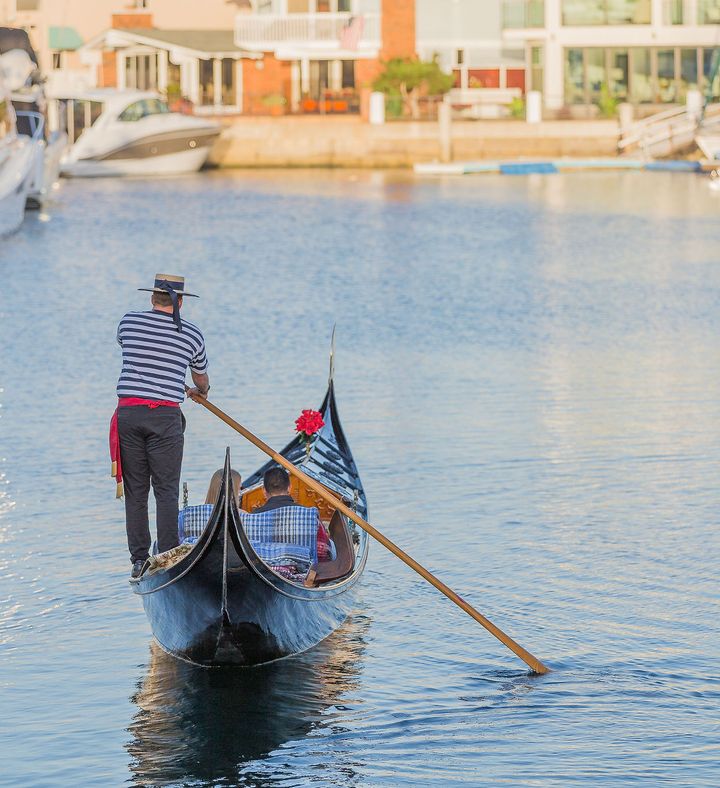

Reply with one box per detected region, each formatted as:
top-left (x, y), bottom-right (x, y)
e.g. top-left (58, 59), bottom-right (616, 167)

top-left (118, 98), bottom-right (170, 122)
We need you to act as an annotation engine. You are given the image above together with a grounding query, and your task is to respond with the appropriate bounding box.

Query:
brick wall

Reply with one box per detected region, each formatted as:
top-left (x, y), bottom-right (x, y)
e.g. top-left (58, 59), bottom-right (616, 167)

top-left (242, 55), bottom-right (292, 115)
top-left (111, 13), bottom-right (153, 29)
top-left (381, 0), bottom-right (415, 61)
top-left (98, 51), bottom-right (117, 87)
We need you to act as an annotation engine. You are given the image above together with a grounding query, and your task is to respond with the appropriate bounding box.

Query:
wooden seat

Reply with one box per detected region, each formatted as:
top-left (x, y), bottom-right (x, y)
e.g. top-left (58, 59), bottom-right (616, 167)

top-left (304, 509), bottom-right (355, 587)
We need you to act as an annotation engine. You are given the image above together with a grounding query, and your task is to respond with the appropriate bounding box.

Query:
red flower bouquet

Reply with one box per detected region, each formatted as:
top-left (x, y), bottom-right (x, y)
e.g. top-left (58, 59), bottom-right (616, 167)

top-left (295, 409), bottom-right (324, 453)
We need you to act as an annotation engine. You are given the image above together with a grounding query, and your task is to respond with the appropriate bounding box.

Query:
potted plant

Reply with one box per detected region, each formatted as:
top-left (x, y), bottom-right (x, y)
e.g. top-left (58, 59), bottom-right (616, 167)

top-left (261, 93), bottom-right (287, 116)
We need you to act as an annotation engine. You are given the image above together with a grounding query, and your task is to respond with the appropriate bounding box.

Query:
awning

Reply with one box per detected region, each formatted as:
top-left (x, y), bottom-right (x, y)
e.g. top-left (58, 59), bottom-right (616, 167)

top-left (49, 26), bottom-right (83, 51)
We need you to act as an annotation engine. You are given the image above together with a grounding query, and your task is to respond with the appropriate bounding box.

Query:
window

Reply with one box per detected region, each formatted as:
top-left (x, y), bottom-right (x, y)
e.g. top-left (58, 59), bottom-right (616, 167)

top-left (341, 60), bottom-right (355, 88)
top-left (699, 0), bottom-right (720, 24)
top-left (124, 54), bottom-right (158, 90)
top-left (703, 48), bottom-right (720, 98)
top-left (530, 46), bottom-right (544, 92)
top-left (562, 0), bottom-right (650, 25)
top-left (587, 49), bottom-right (605, 103)
top-left (657, 49), bottom-right (676, 102)
top-left (565, 48), bottom-right (584, 104)
top-left (118, 98), bottom-right (170, 122)
top-left (456, 49), bottom-right (464, 66)
top-left (222, 58), bottom-right (236, 105)
top-left (608, 49), bottom-right (628, 100)
top-left (51, 51), bottom-right (64, 70)
top-left (199, 60), bottom-right (214, 106)
top-left (630, 48), bottom-right (652, 103)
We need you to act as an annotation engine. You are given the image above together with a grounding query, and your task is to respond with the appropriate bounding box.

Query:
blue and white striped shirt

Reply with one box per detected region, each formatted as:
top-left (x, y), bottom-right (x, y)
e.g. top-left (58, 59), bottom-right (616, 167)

top-left (116, 310), bottom-right (208, 403)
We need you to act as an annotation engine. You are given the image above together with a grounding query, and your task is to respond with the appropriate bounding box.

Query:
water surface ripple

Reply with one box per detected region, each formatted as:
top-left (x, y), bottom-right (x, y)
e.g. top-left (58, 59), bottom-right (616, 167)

top-left (0, 170), bottom-right (718, 787)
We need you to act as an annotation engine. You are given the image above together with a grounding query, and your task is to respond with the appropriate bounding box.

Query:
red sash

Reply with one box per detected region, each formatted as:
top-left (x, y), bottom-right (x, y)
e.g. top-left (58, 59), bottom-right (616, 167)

top-left (110, 398), bottom-right (181, 497)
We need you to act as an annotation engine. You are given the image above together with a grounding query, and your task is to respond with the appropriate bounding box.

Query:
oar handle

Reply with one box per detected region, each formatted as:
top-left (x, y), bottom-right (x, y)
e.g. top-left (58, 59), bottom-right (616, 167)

top-left (190, 394), bottom-right (551, 675)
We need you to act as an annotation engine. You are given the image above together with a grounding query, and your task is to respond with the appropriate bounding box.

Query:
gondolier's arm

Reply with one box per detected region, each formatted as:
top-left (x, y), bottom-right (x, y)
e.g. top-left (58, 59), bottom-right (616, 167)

top-left (187, 371), bottom-right (210, 400)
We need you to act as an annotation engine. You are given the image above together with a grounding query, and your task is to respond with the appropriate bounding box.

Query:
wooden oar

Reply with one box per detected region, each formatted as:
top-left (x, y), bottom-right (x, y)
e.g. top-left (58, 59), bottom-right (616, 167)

top-left (190, 394), bottom-right (551, 675)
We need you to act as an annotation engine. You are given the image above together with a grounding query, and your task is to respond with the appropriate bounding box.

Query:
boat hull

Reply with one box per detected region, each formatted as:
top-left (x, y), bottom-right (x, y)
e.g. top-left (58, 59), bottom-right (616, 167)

top-left (140, 542), bottom-right (356, 667)
top-left (0, 137), bottom-right (34, 237)
top-left (62, 129), bottom-right (219, 177)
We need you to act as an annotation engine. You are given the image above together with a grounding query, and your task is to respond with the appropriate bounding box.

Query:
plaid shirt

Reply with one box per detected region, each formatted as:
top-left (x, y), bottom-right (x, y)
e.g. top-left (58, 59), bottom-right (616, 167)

top-left (178, 504), bottom-right (214, 542)
top-left (241, 506), bottom-right (321, 567)
top-left (178, 503), bottom-right (333, 565)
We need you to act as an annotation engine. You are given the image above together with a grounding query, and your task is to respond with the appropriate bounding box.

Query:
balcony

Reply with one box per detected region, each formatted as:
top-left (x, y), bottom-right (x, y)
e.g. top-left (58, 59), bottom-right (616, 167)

top-left (235, 12), bottom-right (381, 52)
top-left (501, 0), bottom-right (545, 28)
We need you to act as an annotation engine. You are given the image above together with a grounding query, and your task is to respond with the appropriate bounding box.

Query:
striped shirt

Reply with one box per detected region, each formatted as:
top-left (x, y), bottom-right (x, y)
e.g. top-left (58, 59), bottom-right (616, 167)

top-left (116, 310), bottom-right (208, 403)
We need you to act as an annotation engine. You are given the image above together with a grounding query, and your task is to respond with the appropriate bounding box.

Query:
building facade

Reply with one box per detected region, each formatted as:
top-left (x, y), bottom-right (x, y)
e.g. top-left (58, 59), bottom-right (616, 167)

top-left (502, 0), bottom-right (720, 112)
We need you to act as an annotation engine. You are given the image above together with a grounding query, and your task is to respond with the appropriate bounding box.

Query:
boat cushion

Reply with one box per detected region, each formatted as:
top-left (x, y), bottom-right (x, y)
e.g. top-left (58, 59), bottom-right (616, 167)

top-left (178, 503), bottom-right (214, 542)
top-left (241, 505), bottom-right (320, 566)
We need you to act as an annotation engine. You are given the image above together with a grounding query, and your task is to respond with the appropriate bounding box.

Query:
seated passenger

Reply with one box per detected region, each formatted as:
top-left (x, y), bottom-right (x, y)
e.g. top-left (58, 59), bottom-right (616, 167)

top-left (178, 468), bottom-right (241, 543)
top-left (254, 467), bottom-right (333, 560)
top-left (205, 468), bottom-right (242, 507)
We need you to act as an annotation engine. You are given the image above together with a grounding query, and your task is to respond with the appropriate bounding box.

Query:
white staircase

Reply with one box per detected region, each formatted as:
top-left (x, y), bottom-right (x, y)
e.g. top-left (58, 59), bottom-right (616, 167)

top-left (618, 104), bottom-right (720, 159)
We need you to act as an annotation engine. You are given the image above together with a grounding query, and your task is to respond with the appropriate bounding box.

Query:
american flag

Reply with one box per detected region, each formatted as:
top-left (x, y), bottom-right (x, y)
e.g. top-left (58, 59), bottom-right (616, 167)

top-left (339, 15), bottom-right (364, 51)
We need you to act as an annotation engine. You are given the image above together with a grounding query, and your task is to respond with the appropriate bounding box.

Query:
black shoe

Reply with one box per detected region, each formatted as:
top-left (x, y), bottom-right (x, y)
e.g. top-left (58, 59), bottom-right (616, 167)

top-left (131, 559), bottom-right (145, 579)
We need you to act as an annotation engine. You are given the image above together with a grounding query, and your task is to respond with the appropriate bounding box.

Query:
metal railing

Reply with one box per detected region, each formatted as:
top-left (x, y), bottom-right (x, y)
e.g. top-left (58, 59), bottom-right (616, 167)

top-left (501, 0), bottom-right (545, 28)
top-left (235, 12), bottom-right (381, 48)
top-left (618, 102), bottom-right (720, 156)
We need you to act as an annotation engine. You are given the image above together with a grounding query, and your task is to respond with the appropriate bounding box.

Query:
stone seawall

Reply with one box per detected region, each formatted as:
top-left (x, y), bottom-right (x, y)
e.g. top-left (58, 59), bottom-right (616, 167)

top-left (208, 116), bottom-right (620, 168)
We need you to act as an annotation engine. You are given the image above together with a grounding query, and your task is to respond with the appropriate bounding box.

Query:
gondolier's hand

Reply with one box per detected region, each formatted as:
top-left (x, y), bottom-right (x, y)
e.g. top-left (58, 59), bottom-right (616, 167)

top-left (186, 371), bottom-right (210, 402)
top-left (186, 386), bottom-right (208, 401)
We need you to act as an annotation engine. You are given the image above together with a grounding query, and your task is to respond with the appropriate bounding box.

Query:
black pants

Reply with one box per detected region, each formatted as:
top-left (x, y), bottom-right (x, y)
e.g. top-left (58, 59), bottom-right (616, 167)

top-left (118, 406), bottom-right (184, 563)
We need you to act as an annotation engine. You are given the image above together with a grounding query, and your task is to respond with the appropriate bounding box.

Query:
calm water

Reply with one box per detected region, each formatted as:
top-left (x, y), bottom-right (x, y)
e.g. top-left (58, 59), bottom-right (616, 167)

top-left (1, 169), bottom-right (719, 787)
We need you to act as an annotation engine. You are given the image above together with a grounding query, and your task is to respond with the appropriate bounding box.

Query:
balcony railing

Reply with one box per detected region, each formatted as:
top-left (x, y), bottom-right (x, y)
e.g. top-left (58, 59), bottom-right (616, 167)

top-left (501, 0), bottom-right (545, 28)
top-left (235, 12), bottom-right (381, 50)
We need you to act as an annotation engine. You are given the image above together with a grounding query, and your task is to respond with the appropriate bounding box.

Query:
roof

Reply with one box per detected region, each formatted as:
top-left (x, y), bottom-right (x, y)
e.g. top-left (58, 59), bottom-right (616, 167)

top-left (81, 28), bottom-right (245, 57)
top-left (123, 29), bottom-right (242, 53)
top-left (49, 26), bottom-right (83, 51)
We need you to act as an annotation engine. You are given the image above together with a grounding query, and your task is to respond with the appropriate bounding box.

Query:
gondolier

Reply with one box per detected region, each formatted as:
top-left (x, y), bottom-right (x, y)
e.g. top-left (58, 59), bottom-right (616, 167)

top-left (112, 274), bottom-right (210, 578)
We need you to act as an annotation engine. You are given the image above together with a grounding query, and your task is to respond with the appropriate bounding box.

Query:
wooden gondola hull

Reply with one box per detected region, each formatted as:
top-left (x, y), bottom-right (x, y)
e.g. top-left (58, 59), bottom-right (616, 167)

top-left (140, 546), bottom-right (357, 667)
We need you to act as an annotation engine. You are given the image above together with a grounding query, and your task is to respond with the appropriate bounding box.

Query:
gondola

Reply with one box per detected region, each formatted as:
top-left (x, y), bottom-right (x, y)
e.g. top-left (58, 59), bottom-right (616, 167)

top-left (130, 377), bottom-right (369, 667)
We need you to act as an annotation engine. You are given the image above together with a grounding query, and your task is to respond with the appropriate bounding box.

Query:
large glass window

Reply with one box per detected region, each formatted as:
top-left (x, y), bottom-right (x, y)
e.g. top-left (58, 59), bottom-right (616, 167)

top-left (703, 48), bottom-right (720, 98)
top-left (609, 49), bottom-right (629, 100)
top-left (587, 48), bottom-right (605, 103)
top-left (565, 48), bottom-right (585, 104)
top-left (562, 0), bottom-right (650, 24)
top-left (630, 48), bottom-right (652, 103)
top-left (699, 0), bottom-right (720, 24)
top-left (657, 49), bottom-right (676, 102)
top-left (531, 46), bottom-right (544, 92)
top-left (221, 59), bottom-right (236, 105)
top-left (341, 60), bottom-right (355, 88)
top-left (199, 59), bottom-right (214, 106)
top-left (679, 48), bottom-right (698, 100)
top-left (124, 54), bottom-right (158, 90)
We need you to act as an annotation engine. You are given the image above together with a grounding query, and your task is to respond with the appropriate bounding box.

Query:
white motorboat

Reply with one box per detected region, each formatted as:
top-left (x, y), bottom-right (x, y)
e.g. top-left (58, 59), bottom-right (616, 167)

top-left (54, 90), bottom-right (221, 177)
top-left (0, 77), bottom-right (35, 237)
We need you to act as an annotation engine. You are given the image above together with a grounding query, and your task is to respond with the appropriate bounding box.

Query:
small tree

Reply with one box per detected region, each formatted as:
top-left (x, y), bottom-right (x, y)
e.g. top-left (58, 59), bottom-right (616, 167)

top-left (373, 57), bottom-right (454, 119)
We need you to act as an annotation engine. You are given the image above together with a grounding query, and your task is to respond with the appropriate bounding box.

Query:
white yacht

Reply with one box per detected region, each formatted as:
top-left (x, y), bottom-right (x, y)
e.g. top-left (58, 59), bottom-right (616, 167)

top-left (0, 78), bottom-right (36, 237)
top-left (54, 90), bottom-right (221, 177)
top-left (0, 33), bottom-right (67, 208)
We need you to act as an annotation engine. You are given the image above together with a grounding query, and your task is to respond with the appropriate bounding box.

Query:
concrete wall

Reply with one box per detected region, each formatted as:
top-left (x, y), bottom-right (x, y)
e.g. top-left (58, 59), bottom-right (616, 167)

top-left (209, 116), bottom-right (620, 167)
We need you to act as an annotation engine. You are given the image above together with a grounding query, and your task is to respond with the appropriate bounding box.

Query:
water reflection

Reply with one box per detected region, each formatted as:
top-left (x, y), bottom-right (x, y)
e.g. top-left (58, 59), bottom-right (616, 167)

top-left (127, 614), bottom-right (369, 786)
